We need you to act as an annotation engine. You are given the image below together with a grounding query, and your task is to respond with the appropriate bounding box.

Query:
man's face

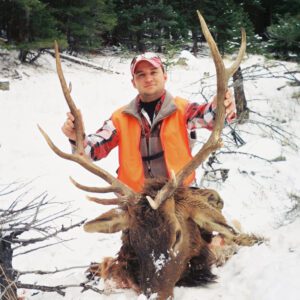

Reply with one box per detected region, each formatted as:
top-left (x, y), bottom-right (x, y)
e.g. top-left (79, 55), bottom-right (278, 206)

top-left (131, 61), bottom-right (167, 102)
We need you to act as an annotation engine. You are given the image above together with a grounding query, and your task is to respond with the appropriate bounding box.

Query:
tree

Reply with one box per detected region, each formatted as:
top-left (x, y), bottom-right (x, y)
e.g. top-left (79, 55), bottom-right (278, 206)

top-left (267, 14), bottom-right (300, 60)
top-left (248, 0), bottom-right (300, 35)
top-left (165, 0), bottom-right (203, 55)
top-left (196, 0), bottom-right (259, 54)
top-left (46, 0), bottom-right (117, 53)
top-left (112, 0), bottom-right (180, 52)
top-left (0, 0), bottom-right (64, 62)
top-left (233, 66), bottom-right (249, 122)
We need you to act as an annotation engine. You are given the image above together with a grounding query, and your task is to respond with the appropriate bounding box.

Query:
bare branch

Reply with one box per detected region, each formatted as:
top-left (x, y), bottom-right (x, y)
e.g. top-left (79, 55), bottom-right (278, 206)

top-left (10, 220), bottom-right (84, 246)
top-left (13, 238), bottom-right (74, 257)
top-left (16, 282), bottom-right (105, 296)
top-left (16, 265), bottom-right (90, 276)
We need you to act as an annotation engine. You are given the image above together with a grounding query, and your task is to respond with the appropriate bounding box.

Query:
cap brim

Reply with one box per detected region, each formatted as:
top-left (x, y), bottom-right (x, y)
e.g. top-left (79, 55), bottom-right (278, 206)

top-left (132, 59), bottom-right (162, 75)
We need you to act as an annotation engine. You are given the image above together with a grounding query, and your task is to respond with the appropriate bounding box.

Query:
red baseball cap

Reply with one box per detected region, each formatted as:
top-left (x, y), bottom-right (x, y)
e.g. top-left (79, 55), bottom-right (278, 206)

top-left (130, 52), bottom-right (163, 75)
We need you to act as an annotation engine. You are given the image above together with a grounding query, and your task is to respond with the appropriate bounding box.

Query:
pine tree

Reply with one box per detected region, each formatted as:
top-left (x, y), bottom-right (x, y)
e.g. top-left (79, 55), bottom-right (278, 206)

top-left (197, 0), bottom-right (259, 54)
top-left (165, 0), bottom-right (203, 55)
top-left (0, 0), bottom-right (64, 61)
top-left (112, 0), bottom-right (180, 52)
top-left (45, 0), bottom-right (117, 53)
top-left (267, 13), bottom-right (300, 60)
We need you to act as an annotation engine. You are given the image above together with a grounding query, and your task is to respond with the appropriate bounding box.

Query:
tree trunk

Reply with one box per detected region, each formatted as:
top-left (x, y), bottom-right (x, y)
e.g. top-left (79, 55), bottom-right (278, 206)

top-left (233, 66), bottom-right (249, 123)
top-left (0, 235), bottom-right (17, 300)
top-left (18, 49), bottom-right (29, 62)
top-left (136, 31), bottom-right (145, 52)
top-left (191, 28), bottom-right (198, 56)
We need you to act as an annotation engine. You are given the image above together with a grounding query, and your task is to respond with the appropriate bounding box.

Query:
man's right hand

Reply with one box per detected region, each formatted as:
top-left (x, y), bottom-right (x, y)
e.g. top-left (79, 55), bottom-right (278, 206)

top-left (62, 111), bottom-right (84, 142)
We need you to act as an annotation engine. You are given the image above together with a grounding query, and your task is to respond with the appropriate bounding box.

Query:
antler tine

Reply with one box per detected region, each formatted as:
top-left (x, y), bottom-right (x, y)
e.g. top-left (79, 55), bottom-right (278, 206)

top-left (227, 28), bottom-right (247, 77)
top-left (38, 125), bottom-right (136, 198)
top-left (38, 42), bottom-right (139, 203)
top-left (69, 176), bottom-right (123, 194)
top-left (148, 11), bottom-right (246, 210)
top-left (54, 41), bottom-right (85, 155)
top-left (87, 196), bottom-right (127, 206)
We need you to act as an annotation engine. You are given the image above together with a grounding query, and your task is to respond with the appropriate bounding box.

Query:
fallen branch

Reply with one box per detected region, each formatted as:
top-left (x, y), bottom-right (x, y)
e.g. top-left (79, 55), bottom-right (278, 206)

top-left (218, 150), bottom-right (272, 162)
top-left (16, 282), bottom-right (105, 296)
top-left (13, 238), bottom-right (74, 257)
top-left (45, 49), bottom-right (121, 74)
top-left (16, 265), bottom-right (90, 276)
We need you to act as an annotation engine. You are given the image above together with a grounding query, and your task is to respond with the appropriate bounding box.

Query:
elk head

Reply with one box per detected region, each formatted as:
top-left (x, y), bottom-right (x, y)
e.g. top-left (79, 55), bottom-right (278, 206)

top-left (39, 11), bottom-right (255, 300)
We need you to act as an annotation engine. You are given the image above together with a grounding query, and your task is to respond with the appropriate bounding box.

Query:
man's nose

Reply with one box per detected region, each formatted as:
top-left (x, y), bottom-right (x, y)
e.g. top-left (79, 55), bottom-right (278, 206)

top-left (145, 74), bottom-right (153, 81)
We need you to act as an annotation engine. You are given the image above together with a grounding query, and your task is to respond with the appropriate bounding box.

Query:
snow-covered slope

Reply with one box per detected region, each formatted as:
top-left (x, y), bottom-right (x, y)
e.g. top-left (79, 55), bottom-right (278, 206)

top-left (0, 50), bottom-right (299, 299)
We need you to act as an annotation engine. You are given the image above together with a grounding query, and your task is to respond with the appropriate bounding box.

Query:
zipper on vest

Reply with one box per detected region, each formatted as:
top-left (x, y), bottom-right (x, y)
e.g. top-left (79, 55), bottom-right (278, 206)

top-left (140, 123), bottom-right (154, 178)
top-left (145, 137), bottom-right (154, 178)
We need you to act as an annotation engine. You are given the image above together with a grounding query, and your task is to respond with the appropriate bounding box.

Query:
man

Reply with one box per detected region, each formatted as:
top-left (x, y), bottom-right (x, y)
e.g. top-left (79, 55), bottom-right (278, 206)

top-left (62, 52), bottom-right (236, 192)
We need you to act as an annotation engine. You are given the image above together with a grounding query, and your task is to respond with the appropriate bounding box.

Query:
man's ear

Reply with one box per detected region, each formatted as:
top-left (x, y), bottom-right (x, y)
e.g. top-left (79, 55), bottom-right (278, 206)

top-left (164, 72), bottom-right (167, 82)
top-left (131, 77), bottom-right (136, 89)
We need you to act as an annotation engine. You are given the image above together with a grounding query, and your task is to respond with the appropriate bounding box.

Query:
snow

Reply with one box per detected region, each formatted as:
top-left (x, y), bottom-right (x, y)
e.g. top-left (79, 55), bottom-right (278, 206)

top-left (1, 50), bottom-right (300, 300)
top-left (151, 252), bottom-right (170, 273)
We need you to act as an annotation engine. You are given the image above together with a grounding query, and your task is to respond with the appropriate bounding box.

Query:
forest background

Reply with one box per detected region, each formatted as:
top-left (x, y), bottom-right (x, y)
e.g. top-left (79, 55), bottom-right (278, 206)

top-left (1, 1), bottom-right (300, 299)
top-left (0, 0), bottom-right (299, 63)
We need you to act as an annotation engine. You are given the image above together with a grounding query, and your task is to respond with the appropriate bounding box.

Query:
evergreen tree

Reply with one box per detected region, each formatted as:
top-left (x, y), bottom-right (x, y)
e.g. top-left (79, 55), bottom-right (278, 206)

top-left (0, 0), bottom-right (64, 61)
top-left (267, 13), bottom-right (300, 60)
top-left (197, 0), bottom-right (259, 54)
top-left (45, 0), bottom-right (117, 53)
top-left (232, 0), bottom-right (265, 35)
top-left (165, 0), bottom-right (203, 55)
top-left (112, 0), bottom-right (180, 52)
top-left (251, 0), bottom-right (300, 35)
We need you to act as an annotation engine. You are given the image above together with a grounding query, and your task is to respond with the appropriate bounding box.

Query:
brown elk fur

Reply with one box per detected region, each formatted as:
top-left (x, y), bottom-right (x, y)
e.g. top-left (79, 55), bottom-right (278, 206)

top-left (85, 178), bottom-right (263, 299)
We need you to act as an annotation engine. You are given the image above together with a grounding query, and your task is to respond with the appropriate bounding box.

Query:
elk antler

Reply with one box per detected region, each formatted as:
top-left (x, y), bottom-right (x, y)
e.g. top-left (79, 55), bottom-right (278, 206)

top-left (148, 11), bottom-right (246, 209)
top-left (38, 41), bottom-right (139, 204)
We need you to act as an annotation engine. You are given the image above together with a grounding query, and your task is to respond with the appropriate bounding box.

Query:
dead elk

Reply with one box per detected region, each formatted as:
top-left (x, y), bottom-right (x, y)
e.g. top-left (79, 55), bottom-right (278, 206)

top-left (39, 11), bottom-right (263, 300)
top-left (85, 178), bottom-right (261, 299)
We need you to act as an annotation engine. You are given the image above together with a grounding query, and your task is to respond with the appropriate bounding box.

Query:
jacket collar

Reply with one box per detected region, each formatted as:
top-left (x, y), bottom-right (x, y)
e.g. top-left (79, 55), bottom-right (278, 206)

top-left (122, 90), bottom-right (177, 125)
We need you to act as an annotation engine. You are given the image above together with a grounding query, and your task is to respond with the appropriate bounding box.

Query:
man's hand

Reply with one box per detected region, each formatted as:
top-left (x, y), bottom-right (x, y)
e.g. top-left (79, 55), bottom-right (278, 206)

top-left (212, 89), bottom-right (236, 121)
top-left (61, 110), bottom-right (85, 141)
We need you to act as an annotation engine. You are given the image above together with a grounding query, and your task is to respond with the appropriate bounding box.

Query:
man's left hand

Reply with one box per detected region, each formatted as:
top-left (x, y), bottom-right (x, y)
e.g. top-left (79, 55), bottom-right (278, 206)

top-left (213, 89), bottom-right (236, 122)
top-left (224, 89), bottom-right (236, 121)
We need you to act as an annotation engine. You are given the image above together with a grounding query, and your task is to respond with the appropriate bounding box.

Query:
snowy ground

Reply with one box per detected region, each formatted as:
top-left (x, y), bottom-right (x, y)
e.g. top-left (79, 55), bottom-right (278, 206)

top-left (1, 49), bottom-right (300, 300)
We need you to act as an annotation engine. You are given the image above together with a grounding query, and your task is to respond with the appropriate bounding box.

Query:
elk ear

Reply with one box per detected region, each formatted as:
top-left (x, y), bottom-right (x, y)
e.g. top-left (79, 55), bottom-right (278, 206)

top-left (189, 204), bottom-right (232, 238)
top-left (84, 208), bottom-right (129, 233)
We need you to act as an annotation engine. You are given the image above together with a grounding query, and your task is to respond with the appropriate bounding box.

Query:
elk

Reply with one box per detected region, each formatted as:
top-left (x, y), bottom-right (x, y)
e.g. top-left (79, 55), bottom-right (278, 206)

top-left (39, 11), bottom-right (263, 300)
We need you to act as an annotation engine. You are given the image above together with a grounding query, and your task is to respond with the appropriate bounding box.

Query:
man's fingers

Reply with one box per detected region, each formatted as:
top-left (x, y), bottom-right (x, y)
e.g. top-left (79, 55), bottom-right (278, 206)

top-left (226, 102), bottom-right (236, 114)
top-left (227, 111), bottom-right (236, 122)
top-left (66, 119), bottom-right (75, 128)
top-left (67, 112), bottom-right (75, 121)
top-left (224, 98), bottom-right (233, 107)
top-left (225, 89), bottom-right (231, 98)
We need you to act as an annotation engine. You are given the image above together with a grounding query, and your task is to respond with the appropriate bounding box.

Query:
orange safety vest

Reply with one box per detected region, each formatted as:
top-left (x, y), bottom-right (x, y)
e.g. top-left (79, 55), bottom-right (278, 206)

top-left (111, 97), bottom-right (195, 192)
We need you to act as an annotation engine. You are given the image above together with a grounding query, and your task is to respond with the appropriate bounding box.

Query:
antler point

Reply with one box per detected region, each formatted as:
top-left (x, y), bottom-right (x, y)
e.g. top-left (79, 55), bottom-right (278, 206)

top-left (146, 196), bottom-right (159, 210)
